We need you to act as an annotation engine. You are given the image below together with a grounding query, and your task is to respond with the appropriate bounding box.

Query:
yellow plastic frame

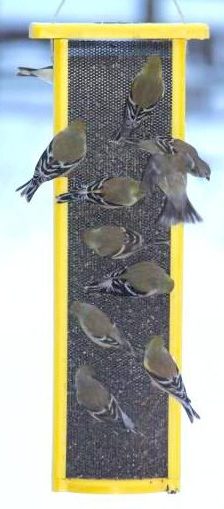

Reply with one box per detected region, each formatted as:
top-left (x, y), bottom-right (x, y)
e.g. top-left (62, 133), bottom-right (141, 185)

top-left (29, 23), bottom-right (209, 494)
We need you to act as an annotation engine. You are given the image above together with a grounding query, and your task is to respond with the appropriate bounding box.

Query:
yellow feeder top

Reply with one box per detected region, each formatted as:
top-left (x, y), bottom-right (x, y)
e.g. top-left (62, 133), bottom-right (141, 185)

top-left (29, 22), bottom-right (209, 40)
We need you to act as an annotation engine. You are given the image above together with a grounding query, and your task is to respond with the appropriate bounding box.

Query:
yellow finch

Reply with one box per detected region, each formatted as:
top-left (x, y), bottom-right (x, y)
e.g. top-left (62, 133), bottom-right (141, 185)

top-left (142, 152), bottom-right (202, 227)
top-left (113, 55), bottom-right (164, 142)
top-left (132, 135), bottom-right (211, 180)
top-left (85, 260), bottom-right (174, 298)
top-left (56, 176), bottom-right (146, 208)
top-left (75, 365), bottom-right (137, 433)
top-left (82, 225), bottom-right (144, 259)
top-left (71, 300), bottom-right (135, 354)
top-left (16, 119), bottom-right (86, 202)
top-left (16, 65), bottom-right (53, 84)
top-left (144, 336), bottom-right (200, 423)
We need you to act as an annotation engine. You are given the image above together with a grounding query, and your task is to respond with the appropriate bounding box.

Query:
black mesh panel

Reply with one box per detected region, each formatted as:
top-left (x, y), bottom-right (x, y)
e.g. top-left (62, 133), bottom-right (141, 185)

top-left (66, 39), bottom-right (172, 480)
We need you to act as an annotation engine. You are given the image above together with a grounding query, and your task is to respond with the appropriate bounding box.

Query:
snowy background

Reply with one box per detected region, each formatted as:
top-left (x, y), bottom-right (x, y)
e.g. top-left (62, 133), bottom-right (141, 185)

top-left (1, 1), bottom-right (224, 508)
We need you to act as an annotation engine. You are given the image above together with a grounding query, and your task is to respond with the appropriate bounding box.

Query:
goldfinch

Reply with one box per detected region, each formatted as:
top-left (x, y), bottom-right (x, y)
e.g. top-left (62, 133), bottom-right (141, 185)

top-left (113, 55), bottom-right (164, 142)
top-left (85, 260), bottom-right (174, 298)
top-left (16, 119), bottom-right (86, 202)
top-left (75, 365), bottom-right (137, 433)
top-left (144, 336), bottom-right (200, 423)
top-left (142, 152), bottom-right (202, 227)
top-left (16, 65), bottom-right (53, 84)
top-left (71, 300), bottom-right (135, 354)
top-left (56, 176), bottom-right (146, 208)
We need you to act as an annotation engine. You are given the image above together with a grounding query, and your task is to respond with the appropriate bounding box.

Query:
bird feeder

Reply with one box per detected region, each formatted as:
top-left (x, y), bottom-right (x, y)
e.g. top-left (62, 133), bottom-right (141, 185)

top-left (29, 22), bottom-right (209, 494)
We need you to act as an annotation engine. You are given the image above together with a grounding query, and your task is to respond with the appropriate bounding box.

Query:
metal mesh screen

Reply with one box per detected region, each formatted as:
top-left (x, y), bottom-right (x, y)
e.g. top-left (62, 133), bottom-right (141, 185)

top-left (67, 39), bottom-right (172, 480)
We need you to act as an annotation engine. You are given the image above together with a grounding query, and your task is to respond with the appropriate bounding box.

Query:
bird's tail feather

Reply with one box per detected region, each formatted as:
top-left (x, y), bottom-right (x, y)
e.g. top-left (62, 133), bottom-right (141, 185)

top-left (117, 405), bottom-right (136, 433)
top-left (56, 183), bottom-right (89, 204)
top-left (16, 179), bottom-right (32, 192)
top-left (111, 124), bottom-right (133, 143)
top-left (56, 192), bottom-right (75, 203)
top-left (16, 179), bottom-right (39, 202)
top-left (183, 401), bottom-right (200, 423)
top-left (111, 127), bottom-right (123, 143)
top-left (56, 191), bottom-right (86, 204)
top-left (16, 67), bottom-right (36, 77)
top-left (84, 278), bottom-right (111, 293)
top-left (159, 196), bottom-right (202, 227)
top-left (85, 266), bottom-right (126, 293)
top-left (142, 239), bottom-right (169, 250)
top-left (118, 405), bottom-right (146, 437)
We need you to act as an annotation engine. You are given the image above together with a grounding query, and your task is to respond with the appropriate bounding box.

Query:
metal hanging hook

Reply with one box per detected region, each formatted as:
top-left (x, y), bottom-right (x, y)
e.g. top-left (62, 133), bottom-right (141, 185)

top-left (53, 0), bottom-right (67, 20)
top-left (172, 0), bottom-right (185, 23)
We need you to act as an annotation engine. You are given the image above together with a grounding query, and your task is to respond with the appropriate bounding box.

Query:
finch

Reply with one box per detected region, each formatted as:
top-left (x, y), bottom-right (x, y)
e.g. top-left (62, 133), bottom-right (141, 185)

top-left (132, 136), bottom-right (211, 180)
top-left (142, 152), bottom-right (202, 227)
top-left (82, 225), bottom-right (144, 259)
top-left (16, 65), bottom-right (53, 84)
top-left (16, 119), bottom-right (86, 202)
top-left (85, 260), bottom-right (174, 298)
top-left (144, 336), bottom-right (200, 423)
top-left (113, 55), bottom-right (164, 142)
top-left (75, 365), bottom-right (137, 433)
top-left (56, 176), bottom-right (146, 208)
top-left (71, 300), bottom-right (135, 354)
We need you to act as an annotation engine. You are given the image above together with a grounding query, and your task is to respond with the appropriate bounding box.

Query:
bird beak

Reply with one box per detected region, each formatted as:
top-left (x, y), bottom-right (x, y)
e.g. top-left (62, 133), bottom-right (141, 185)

top-left (206, 176), bottom-right (210, 181)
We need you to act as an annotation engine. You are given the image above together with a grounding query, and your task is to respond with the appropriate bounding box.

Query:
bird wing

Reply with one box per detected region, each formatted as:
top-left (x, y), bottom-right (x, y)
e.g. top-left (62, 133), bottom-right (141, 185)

top-left (150, 371), bottom-right (190, 404)
top-left (137, 139), bottom-right (163, 155)
top-left (33, 140), bottom-right (75, 182)
top-left (82, 308), bottom-right (113, 338)
top-left (123, 261), bottom-right (159, 294)
top-left (88, 324), bottom-right (121, 349)
top-left (155, 136), bottom-right (175, 154)
top-left (160, 168), bottom-right (187, 199)
top-left (91, 226), bottom-right (125, 257)
top-left (142, 157), bottom-right (161, 194)
top-left (103, 178), bottom-right (134, 206)
top-left (112, 229), bottom-right (143, 259)
top-left (89, 394), bottom-right (119, 423)
top-left (80, 177), bottom-right (121, 208)
top-left (93, 335), bottom-right (121, 348)
top-left (91, 395), bottom-right (136, 433)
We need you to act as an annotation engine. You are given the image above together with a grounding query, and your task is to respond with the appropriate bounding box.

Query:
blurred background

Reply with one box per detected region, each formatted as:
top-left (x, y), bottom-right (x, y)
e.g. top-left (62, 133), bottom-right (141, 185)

top-left (1, 1), bottom-right (224, 509)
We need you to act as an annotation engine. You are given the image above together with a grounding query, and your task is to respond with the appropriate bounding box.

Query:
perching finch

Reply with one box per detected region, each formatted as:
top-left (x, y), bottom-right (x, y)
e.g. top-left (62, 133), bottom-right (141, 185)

top-left (113, 55), bottom-right (164, 142)
top-left (131, 136), bottom-right (211, 180)
top-left (56, 176), bottom-right (146, 208)
top-left (144, 336), bottom-right (200, 423)
top-left (75, 365), bottom-right (137, 433)
top-left (16, 119), bottom-right (86, 202)
top-left (142, 152), bottom-right (202, 227)
top-left (85, 260), bottom-right (174, 298)
top-left (82, 225), bottom-right (144, 259)
top-left (71, 300), bottom-right (135, 354)
top-left (16, 65), bottom-right (53, 84)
